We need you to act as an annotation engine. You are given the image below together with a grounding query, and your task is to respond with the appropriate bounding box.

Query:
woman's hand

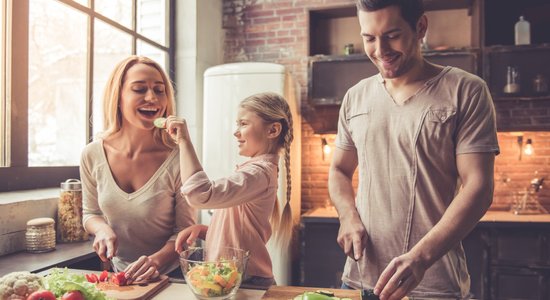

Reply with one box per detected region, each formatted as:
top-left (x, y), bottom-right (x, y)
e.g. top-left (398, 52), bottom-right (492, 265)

top-left (92, 225), bottom-right (118, 262)
top-left (165, 115), bottom-right (191, 144)
top-left (175, 224), bottom-right (208, 253)
top-left (124, 256), bottom-right (160, 284)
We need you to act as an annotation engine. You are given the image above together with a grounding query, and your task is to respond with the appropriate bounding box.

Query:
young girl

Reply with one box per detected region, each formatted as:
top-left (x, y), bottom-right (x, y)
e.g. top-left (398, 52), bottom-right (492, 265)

top-left (168, 92), bottom-right (294, 287)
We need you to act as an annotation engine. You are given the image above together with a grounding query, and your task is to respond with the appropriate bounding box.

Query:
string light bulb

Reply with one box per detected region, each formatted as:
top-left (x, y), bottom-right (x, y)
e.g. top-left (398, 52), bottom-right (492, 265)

top-left (322, 138), bottom-right (331, 155)
top-left (321, 137), bottom-right (331, 160)
top-left (524, 139), bottom-right (534, 156)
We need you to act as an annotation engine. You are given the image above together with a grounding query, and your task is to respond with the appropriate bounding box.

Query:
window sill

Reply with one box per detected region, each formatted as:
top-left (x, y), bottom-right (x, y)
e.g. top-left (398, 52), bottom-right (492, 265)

top-left (0, 188), bottom-right (59, 256)
top-left (0, 188), bottom-right (58, 204)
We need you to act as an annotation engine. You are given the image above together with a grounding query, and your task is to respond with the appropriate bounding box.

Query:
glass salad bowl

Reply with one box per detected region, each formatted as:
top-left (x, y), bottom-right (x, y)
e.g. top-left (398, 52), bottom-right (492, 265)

top-left (179, 247), bottom-right (249, 300)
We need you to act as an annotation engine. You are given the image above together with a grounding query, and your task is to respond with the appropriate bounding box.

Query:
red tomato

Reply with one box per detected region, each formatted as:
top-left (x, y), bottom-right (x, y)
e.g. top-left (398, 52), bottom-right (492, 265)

top-left (60, 291), bottom-right (85, 300)
top-left (110, 271), bottom-right (128, 286)
top-left (99, 270), bottom-right (109, 282)
top-left (26, 290), bottom-right (56, 300)
top-left (85, 273), bottom-right (98, 283)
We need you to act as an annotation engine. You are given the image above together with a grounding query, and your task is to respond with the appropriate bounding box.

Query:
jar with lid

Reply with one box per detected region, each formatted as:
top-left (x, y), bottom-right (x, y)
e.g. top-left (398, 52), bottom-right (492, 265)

top-left (533, 74), bottom-right (548, 94)
top-left (344, 43), bottom-right (354, 55)
top-left (26, 217), bottom-right (56, 253)
top-left (58, 179), bottom-right (89, 242)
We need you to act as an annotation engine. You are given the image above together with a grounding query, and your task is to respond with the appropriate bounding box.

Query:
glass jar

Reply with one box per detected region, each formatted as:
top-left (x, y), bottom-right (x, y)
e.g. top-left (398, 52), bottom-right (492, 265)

top-left (26, 217), bottom-right (56, 253)
top-left (533, 74), bottom-right (548, 94)
top-left (344, 43), bottom-right (354, 55)
top-left (58, 179), bottom-right (89, 242)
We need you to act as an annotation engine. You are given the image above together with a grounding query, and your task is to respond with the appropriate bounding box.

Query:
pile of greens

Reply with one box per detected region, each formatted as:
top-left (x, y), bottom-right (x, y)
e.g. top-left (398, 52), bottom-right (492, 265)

top-left (43, 268), bottom-right (113, 300)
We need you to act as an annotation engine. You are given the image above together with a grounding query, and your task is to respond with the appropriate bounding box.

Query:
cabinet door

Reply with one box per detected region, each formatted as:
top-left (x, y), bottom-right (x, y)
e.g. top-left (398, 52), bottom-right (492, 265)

top-left (300, 221), bottom-right (346, 288)
top-left (463, 227), bottom-right (490, 300)
top-left (491, 229), bottom-right (546, 266)
top-left (490, 266), bottom-right (547, 300)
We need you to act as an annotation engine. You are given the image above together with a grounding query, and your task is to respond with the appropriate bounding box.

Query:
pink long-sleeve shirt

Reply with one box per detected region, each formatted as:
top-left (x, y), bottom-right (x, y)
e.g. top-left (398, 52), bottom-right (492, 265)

top-left (181, 154), bottom-right (279, 279)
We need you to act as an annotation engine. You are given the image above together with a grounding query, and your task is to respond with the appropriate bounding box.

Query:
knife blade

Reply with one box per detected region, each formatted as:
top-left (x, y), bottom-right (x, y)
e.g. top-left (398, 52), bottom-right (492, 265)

top-left (356, 258), bottom-right (364, 292)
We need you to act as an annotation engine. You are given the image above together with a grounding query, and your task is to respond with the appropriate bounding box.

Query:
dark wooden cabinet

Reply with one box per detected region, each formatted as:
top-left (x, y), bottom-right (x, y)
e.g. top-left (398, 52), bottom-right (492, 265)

top-left (465, 222), bottom-right (550, 300)
top-left (300, 212), bottom-right (550, 299)
top-left (299, 213), bottom-right (346, 288)
top-left (305, 0), bottom-right (550, 133)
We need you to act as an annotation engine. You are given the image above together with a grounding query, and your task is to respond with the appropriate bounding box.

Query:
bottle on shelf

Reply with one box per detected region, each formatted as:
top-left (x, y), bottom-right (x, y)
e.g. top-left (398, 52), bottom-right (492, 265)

top-left (514, 16), bottom-right (531, 45)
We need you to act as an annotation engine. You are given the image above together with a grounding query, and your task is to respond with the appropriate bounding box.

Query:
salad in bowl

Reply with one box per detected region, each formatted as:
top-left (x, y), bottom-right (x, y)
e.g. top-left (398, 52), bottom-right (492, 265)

top-left (179, 247), bottom-right (249, 300)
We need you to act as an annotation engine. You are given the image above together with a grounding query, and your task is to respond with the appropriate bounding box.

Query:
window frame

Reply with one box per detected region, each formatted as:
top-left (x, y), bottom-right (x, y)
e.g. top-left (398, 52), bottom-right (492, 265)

top-left (0, 0), bottom-right (175, 191)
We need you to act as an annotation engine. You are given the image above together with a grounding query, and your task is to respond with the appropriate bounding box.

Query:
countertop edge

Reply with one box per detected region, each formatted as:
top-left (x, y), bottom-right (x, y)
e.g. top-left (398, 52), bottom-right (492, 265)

top-left (0, 240), bottom-right (95, 277)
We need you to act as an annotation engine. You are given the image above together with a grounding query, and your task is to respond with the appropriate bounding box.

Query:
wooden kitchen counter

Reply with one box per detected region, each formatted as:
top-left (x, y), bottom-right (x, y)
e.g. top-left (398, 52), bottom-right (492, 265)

top-left (154, 282), bottom-right (266, 299)
top-left (0, 240), bottom-right (95, 277)
top-left (303, 207), bottom-right (550, 223)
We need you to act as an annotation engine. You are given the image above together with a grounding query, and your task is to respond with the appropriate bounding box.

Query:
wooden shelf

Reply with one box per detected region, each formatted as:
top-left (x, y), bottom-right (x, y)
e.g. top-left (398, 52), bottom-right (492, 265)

top-left (423, 0), bottom-right (473, 11)
top-left (493, 95), bottom-right (550, 101)
top-left (486, 44), bottom-right (550, 53)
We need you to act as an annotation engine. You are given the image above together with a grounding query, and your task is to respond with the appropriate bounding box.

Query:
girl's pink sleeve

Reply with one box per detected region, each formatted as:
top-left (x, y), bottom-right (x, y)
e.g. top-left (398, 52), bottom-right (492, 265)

top-left (181, 163), bottom-right (271, 209)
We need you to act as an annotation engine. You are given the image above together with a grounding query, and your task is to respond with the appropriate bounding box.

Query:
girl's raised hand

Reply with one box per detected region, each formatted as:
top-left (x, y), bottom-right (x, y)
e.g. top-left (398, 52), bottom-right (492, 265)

top-left (175, 224), bottom-right (208, 253)
top-left (165, 115), bottom-right (191, 144)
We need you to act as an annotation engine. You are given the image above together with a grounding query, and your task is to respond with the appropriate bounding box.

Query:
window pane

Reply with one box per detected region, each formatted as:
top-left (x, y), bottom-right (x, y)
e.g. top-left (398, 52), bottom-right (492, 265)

top-left (28, 0), bottom-right (87, 166)
top-left (137, 0), bottom-right (167, 46)
top-left (95, 0), bottom-right (131, 29)
top-left (92, 20), bottom-right (132, 138)
top-left (72, 0), bottom-right (88, 7)
top-left (137, 40), bottom-right (167, 70)
top-left (0, 0), bottom-right (5, 167)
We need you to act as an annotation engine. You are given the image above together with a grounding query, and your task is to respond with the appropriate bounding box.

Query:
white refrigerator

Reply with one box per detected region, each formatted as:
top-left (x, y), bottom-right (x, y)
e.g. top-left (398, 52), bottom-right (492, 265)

top-left (202, 62), bottom-right (301, 285)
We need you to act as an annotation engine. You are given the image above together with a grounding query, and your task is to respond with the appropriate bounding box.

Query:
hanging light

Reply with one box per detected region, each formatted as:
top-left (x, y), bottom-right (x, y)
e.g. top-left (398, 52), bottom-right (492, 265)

top-left (524, 139), bottom-right (534, 156)
top-left (321, 137), bottom-right (331, 160)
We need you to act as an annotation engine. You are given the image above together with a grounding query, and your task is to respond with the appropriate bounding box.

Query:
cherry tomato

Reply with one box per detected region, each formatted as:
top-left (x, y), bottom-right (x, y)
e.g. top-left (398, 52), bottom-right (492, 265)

top-left (110, 271), bottom-right (127, 286)
top-left (60, 291), bottom-right (85, 300)
top-left (99, 270), bottom-right (109, 282)
top-left (26, 290), bottom-right (56, 300)
top-left (85, 273), bottom-right (98, 283)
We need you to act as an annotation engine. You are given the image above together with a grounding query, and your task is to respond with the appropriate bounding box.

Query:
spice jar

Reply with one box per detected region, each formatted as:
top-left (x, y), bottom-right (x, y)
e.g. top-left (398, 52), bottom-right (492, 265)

top-left (58, 179), bottom-right (89, 242)
top-left (533, 74), bottom-right (548, 94)
top-left (26, 217), bottom-right (56, 253)
top-left (344, 43), bottom-right (354, 55)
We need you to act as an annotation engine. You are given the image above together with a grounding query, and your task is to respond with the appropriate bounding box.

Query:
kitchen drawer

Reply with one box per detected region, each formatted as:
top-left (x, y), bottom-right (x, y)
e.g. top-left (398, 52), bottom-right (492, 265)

top-left (300, 219), bottom-right (346, 288)
top-left (490, 228), bottom-right (548, 266)
top-left (490, 266), bottom-right (549, 300)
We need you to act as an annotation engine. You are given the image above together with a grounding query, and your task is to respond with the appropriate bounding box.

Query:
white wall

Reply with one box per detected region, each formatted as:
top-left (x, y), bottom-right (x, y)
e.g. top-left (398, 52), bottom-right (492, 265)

top-left (175, 0), bottom-right (223, 160)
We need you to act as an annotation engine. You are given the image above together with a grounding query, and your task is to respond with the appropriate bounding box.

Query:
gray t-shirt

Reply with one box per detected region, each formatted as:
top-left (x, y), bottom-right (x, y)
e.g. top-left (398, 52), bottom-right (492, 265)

top-left (81, 140), bottom-right (197, 274)
top-left (335, 66), bottom-right (499, 299)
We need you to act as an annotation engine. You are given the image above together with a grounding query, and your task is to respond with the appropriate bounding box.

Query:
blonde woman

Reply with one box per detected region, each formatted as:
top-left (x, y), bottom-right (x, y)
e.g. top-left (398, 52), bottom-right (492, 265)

top-left (170, 92), bottom-right (294, 288)
top-left (81, 56), bottom-right (196, 283)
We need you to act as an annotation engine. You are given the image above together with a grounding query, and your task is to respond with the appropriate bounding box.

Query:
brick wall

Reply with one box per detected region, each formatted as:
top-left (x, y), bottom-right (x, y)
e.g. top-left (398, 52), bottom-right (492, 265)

top-left (495, 132), bottom-right (550, 212)
top-left (222, 0), bottom-right (550, 214)
top-left (222, 0), bottom-right (357, 213)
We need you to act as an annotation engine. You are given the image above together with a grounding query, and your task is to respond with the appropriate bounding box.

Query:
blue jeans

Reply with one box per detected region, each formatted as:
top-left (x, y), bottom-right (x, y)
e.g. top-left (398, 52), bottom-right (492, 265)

top-left (341, 282), bottom-right (354, 289)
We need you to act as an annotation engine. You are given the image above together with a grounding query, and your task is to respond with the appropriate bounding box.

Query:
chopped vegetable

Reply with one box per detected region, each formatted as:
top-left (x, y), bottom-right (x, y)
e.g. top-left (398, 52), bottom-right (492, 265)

top-left (0, 271), bottom-right (43, 300)
top-left (292, 291), bottom-right (355, 300)
top-left (109, 272), bottom-right (127, 286)
top-left (43, 268), bottom-right (112, 300)
top-left (185, 261), bottom-right (242, 297)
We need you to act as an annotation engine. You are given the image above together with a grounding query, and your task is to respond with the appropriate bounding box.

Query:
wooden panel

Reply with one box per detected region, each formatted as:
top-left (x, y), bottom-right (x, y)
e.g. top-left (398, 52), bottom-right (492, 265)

top-left (491, 229), bottom-right (545, 266)
top-left (96, 275), bottom-right (169, 300)
top-left (300, 220), bottom-right (346, 288)
top-left (491, 266), bottom-right (545, 300)
top-left (262, 285), bottom-right (360, 300)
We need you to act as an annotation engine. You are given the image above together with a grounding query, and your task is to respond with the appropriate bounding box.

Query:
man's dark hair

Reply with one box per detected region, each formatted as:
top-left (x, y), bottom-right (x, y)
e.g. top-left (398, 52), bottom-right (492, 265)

top-left (356, 0), bottom-right (424, 30)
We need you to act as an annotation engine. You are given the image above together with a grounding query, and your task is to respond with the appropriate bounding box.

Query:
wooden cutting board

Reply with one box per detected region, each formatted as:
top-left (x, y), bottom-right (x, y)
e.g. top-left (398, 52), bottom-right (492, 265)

top-left (96, 275), bottom-right (169, 300)
top-left (261, 285), bottom-right (361, 300)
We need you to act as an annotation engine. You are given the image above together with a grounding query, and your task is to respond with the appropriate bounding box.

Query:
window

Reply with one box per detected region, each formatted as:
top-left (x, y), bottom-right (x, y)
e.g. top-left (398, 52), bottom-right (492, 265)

top-left (0, 0), bottom-right (174, 191)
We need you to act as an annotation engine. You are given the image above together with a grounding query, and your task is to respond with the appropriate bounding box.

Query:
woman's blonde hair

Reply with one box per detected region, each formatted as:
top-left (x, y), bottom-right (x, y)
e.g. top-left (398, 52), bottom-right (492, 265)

top-left (99, 55), bottom-right (176, 148)
top-left (239, 92), bottom-right (294, 246)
